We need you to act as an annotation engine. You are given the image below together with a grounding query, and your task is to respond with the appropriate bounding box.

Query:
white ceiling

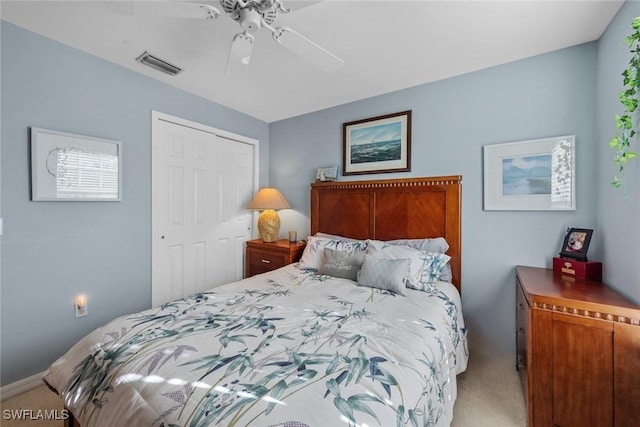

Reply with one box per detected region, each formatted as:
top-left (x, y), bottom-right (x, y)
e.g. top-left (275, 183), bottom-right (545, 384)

top-left (1, 0), bottom-right (624, 122)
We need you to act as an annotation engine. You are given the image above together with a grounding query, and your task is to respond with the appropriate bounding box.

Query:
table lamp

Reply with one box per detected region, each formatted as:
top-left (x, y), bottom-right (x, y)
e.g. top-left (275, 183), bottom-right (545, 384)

top-left (247, 187), bottom-right (291, 242)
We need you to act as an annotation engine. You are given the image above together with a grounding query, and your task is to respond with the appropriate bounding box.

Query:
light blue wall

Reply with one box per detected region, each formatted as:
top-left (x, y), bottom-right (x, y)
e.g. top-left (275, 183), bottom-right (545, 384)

top-left (3, 1), bottom-right (640, 386)
top-left (271, 43), bottom-right (600, 352)
top-left (596, 1), bottom-right (640, 304)
top-left (0, 22), bottom-right (269, 385)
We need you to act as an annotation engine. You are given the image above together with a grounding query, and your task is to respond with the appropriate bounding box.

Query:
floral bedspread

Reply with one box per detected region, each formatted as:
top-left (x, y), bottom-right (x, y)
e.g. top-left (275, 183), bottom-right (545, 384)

top-left (43, 265), bottom-right (468, 427)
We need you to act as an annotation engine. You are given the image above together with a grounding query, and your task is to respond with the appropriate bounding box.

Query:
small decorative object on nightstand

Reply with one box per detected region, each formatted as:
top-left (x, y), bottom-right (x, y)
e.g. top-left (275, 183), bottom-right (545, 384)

top-left (245, 238), bottom-right (306, 278)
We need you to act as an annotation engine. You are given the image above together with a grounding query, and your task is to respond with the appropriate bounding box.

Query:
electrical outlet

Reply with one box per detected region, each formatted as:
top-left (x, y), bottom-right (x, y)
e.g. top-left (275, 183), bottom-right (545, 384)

top-left (75, 295), bottom-right (87, 318)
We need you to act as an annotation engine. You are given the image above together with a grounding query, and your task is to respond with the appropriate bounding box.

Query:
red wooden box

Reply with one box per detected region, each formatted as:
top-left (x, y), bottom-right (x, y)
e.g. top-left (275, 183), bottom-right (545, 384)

top-left (553, 257), bottom-right (602, 281)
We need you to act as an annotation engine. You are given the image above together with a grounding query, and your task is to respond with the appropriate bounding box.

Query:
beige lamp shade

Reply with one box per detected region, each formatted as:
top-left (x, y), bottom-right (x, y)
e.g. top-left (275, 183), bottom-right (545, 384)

top-left (247, 188), bottom-right (291, 242)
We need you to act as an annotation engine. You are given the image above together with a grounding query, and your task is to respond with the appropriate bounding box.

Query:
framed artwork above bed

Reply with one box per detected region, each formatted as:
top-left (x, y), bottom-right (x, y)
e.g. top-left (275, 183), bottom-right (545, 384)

top-left (342, 110), bottom-right (412, 175)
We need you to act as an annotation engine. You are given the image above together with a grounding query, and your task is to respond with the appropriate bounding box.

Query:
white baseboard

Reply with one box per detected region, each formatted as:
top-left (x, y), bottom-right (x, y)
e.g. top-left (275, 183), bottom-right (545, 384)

top-left (0, 371), bottom-right (45, 401)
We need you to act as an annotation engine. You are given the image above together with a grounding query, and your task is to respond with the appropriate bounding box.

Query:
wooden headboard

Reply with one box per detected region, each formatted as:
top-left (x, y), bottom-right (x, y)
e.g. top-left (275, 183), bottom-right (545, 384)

top-left (310, 176), bottom-right (462, 292)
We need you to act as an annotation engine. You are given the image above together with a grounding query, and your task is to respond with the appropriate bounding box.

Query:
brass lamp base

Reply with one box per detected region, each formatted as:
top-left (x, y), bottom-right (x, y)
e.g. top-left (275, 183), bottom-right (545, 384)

top-left (257, 209), bottom-right (280, 242)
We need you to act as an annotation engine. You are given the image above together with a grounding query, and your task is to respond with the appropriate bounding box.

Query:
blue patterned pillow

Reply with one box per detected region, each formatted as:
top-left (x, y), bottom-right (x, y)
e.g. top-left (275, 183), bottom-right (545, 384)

top-left (385, 238), bottom-right (452, 283)
top-left (414, 251), bottom-right (451, 293)
top-left (366, 240), bottom-right (450, 293)
top-left (299, 236), bottom-right (367, 270)
top-left (356, 255), bottom-right (409, 295)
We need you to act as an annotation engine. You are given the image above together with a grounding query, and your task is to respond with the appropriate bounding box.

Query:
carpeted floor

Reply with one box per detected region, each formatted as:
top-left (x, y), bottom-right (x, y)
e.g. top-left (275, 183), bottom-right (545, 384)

top-left (1, 346), bottom-right (526, 426)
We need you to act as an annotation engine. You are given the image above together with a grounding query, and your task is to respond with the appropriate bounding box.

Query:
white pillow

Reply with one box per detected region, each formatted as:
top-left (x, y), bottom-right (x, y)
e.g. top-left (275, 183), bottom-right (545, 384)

top-left (366, 239), bottom-right (451, 293)
top-left (385, 237), bottom-right (449, 254)
top-left (299, 236), bottom-right (367, 270)
top-left (314, 232), bottom-right (362, 242)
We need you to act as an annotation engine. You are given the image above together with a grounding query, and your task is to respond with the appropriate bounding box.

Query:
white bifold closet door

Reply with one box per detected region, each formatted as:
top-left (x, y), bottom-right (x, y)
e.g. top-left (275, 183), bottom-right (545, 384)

top-left (152, 113), bottom-right (257, 307)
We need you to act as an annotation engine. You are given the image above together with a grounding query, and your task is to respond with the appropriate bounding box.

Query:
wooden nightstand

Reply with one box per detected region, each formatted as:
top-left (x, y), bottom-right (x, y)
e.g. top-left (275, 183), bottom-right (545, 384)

top-left (516, 266), bottom-right (640, 427)
top-left (245, 239), bottom-right (306, 278)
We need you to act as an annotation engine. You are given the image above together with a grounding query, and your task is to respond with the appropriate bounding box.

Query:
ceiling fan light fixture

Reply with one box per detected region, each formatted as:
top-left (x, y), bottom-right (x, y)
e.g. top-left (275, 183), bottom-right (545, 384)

top-left (135, 51), bottom-right (183, 76)
top-left (239, 8), bottom-right (262, 32)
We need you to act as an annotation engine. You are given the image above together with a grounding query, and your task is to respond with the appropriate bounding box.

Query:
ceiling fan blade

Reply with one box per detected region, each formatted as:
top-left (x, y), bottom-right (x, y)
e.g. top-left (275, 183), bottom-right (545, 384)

top-left (109, 1), bottom-right (220, 20)
top-left (225, 32), bottom-right (255, 76)
top-left (285, 1), bottom-right (325, 13)
top-left (272, 27), bottom-right (344, 73)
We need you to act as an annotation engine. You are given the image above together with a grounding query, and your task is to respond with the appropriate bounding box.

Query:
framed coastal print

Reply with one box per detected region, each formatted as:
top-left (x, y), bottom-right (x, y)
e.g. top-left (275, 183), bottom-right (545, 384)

top-left (483, 135), bottom-right (575, 210)
top-left (343, 110), bottom-right (411, 175)
top-left (31, 127), bottom-right (122, 201)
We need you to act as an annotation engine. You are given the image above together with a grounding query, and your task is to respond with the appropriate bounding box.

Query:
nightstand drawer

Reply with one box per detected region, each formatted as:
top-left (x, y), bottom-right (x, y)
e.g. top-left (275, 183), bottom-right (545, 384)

top-left (249, 250), bottom-right (286, 273)
top-left (245, 239), bottom-right (306, 278)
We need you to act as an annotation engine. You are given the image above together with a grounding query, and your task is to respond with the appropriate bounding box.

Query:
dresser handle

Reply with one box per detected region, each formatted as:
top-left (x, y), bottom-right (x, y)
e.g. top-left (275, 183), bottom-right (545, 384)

top-left (261, 259), bottom-right (271, 264)
top-left (518, 328), bottom-right (525, 336)
top-left (518, 303), bottom-right (524, 311)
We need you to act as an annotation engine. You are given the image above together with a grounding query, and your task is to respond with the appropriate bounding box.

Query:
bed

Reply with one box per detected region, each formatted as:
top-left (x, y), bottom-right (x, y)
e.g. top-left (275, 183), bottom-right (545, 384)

top-left (44, 175), bottom-right (467, 427)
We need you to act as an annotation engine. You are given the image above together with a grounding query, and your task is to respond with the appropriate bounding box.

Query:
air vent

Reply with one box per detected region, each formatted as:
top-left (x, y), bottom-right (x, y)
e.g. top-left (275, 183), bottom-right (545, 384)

top-left (135, 51), bottom-right (183, 76)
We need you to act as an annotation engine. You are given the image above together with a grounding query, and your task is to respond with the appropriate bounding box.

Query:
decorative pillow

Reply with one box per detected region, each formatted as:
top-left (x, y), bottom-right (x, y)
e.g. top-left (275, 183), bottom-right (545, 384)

top-left (386, 237), bottom-right (449, 254)
top-left (413, 251), bottom-right (452, 292)
top-left (385, 238), bottom-right (452, 283)
top-left (319, 234), bottom-right (450, 254)
top-left (357, 255), bottom-right (409, 295)
top-left (299, 236), bottom-right (367, 270)
top-left (318, 248), bottom-right (365, 281)
top-left (436, 263), bottom-right (453, 283)
top-left (315, 232), bottom-right (361, 242)
top-left (366, 239), bottom-right (451, 292)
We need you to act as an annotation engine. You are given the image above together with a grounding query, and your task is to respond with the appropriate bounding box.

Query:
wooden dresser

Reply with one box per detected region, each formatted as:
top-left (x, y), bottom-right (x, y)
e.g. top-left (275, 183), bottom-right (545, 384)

top-left (516, 266), bottom-right (640, 427)
top-left (245, 239), bottom-right (306, 278)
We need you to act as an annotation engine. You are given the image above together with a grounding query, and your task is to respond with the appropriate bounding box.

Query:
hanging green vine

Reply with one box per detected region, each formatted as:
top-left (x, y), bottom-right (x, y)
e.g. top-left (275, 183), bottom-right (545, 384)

top-left (610, 16), bottom-right (640, 189)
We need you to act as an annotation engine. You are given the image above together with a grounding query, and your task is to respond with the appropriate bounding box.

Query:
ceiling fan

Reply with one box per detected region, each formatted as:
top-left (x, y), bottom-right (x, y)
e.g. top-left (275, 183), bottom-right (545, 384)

top-left (120, 0), bottom-right (344, 75)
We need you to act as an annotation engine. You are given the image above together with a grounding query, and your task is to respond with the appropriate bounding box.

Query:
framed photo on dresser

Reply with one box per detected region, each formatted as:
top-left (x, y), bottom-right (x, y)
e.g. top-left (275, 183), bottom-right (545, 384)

top-left (559, 228), bottom-right (593, 261)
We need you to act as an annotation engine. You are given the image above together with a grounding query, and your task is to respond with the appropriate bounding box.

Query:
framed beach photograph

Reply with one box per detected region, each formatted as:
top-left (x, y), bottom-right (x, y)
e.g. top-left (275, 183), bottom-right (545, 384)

top-left (483, 135), bottom-right (575, 210)
top-left (31, 127), bottom-right (122, 201)
top-left (342, 110), bottom-right (411, 175)
top-left (559, 227), bottom-right (593, 261)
